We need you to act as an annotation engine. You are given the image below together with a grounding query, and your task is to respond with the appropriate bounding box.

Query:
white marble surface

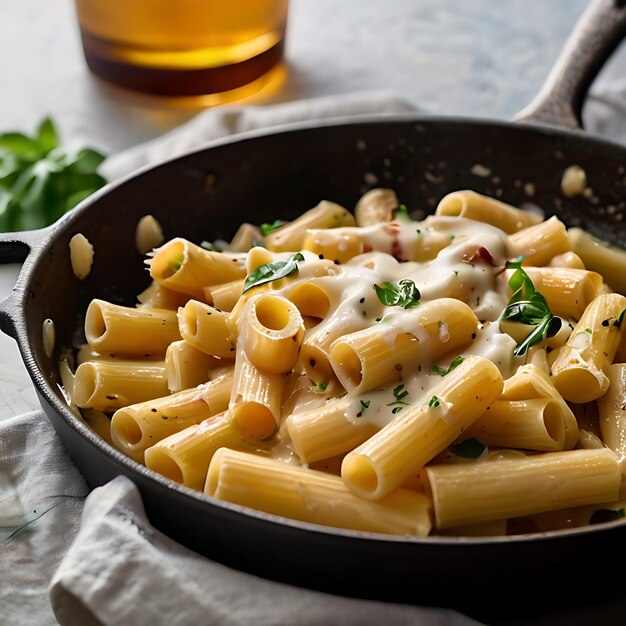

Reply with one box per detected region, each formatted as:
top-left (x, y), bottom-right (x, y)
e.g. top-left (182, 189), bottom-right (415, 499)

top-left (1, 0), bottom-right (626, 422)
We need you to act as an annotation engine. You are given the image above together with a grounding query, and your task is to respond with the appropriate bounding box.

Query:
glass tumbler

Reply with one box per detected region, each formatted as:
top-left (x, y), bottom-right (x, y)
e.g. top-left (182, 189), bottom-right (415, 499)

top-left (74, 0), bottom-right (289, 103)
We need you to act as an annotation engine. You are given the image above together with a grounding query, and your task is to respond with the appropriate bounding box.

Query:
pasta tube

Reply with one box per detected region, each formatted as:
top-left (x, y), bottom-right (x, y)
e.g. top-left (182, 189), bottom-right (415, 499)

top-left (145, 412), bottom-right (255, 490)
top-left (569, 227), bottom-right (626, 294)
top-left (177, 300), bottom-right (236, 358)
top-left (206, 448), bottom-right (432, 537)
top-left (73, 361), bottom-right (168, 413)
top-left (478, 363), bottom-right (578, 451)
top-left (229, 330), bottom-right (284, 440)
top-left (423, 449), bottom-right (620, 529)
top-left (286, 395), bottom-right (379, 464)
top-left (329, 298), bottom-right (478, 393)
top-left (265, 200), bottom-right (356, 252)
top-left (464, 398), bottom-right (568, 452)
top-left (150, 237), bottom-right (246, 299)
top-left (552, 293), bottom-right (626, 403)
top-left (508, 216), bottom-right (570, 266)
top-left (136, 281), bottom-right (190, 310)
top-left (165, 340), bottom-right (223, 393)
top-left (85, 299), bottom-right (181, 357)
top-left (203, 279), bottom-right (245, 312)
top-left (341, 356), bottom-right (503, 500)
top-left (505, 267), bottom-right (603, 319)
top-left (435, 190), bottom-right (540, 234)
top-left (241, 294), bottom-right (304, 374)
top-left (110, 372), bottom-right (232, 463)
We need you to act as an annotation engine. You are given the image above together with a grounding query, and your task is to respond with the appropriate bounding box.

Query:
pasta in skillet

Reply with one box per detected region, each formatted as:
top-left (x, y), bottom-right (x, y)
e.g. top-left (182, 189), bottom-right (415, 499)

top-left (60, 189), bottom-right (626, 538)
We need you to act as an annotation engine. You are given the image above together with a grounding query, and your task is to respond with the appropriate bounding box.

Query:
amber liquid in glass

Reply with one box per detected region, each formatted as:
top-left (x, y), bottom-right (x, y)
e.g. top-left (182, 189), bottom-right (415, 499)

top-left (75, 0), bottom-right (288, 101)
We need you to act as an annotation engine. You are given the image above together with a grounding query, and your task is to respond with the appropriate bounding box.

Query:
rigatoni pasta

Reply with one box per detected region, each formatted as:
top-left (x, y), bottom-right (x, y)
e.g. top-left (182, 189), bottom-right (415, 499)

top-left (61, 186), bottom-right (626, 539)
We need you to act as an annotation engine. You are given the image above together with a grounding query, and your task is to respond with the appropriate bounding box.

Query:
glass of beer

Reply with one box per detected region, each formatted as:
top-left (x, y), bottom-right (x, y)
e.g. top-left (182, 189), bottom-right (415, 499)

top-left (74, 0), bottom-right (289, 103)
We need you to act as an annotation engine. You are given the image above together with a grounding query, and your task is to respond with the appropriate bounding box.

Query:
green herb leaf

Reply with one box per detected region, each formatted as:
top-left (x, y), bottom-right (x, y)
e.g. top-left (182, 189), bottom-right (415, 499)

top-left (0, 118), bottom-right (107, 232)
top-left (615, 309), bottom-right (626, 328)
top-left (431, 356), bottom-right (464, 376)
top-left (428, 395), bottom-right (441, 408)
top-left (360, 400), bottom-right (370, 413)
top-left (260, 219), bottom-right (287, 236)
top-left (373, 279), bottom-right (421, 309)
top-left (394, 203), bottom-right (411, 220)
top-left (36, 118), bottom-right (59, 154)
top-left (243, 252), bottom-right (304, 293)
top-left (500, 257), bottom-right (560, 356)
top-left (452, 438), bottom-right (486, 459)
top-left (386, 383), bottom-right (409, 414)
top-left (313, 381), bottom-right (327, 392)
top-left (584, 328), bottom-right (592, 334)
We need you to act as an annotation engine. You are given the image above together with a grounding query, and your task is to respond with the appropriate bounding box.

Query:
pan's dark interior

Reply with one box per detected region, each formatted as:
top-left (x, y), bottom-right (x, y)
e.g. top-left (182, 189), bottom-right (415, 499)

top-left (16, 118), bottom-right (626, 623)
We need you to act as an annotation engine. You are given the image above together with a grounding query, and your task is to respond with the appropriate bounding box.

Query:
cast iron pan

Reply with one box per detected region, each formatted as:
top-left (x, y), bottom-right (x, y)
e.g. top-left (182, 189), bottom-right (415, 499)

top-left (1, 1), bottom-right (626, 622)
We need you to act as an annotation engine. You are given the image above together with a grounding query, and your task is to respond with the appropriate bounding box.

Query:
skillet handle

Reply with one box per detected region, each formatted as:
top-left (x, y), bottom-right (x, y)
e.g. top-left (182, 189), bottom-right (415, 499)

top-left (0, 227), bottom-right (52, 339)
top-left (513, 0), bottom-right (626, 129)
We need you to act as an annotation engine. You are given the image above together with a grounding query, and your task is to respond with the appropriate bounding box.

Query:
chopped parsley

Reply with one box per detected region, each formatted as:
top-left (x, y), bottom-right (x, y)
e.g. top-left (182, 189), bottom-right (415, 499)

top-left (243, 252), bottom-right (304, 293)
top-left (584, 328), bottom-right (593, 334)
top-left (616, 309), bottom-right (626, 328)
top-left (313, 381), bottom-right (327, 393)
top-left (387, 384), bottom-right (409, 414)
top-left (373, 279), bottom-right (420, 309)
top-left (360, 400), bottom-right (370, 413)
top-left (428, 395), bottom-right (441, 408)
top-left (499, 257), bottom-right (561, 356)
top-left (260, 219), bottom-right (287, 236)
top-left (431, 356), bottom-right (464, 377)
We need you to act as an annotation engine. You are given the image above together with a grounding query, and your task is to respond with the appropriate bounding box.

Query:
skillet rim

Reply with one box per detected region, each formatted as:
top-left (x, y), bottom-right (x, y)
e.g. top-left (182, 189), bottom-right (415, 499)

top-left (10, 112), bottom-right (626, 547)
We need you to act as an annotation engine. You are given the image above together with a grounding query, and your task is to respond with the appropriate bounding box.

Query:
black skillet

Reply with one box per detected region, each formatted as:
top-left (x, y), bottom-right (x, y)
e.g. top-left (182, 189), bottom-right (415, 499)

top-left (1, 0), bottom-right (626, 622)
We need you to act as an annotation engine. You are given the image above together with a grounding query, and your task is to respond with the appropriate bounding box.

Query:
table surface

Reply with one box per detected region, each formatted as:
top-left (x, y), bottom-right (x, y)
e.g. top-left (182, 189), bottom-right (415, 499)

top-left (2, 1), bottom-right (626, 624)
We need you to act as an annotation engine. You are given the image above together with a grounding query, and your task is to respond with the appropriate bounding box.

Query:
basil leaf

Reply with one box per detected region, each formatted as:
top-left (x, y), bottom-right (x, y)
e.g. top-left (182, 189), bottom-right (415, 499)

top-left (431, 356), bottom-right (464, 376)
top-left (243, 252), bottom-right (304, 293)
top-left (0, 118), bottom-right (107, 232)
top-left (36, 118), bottom-right (59, 154)
top-left (0, 132), bottom-right (43, 161)
top-left (67, 148), bottom-right (107, 175)
top-left (452, 438), bottom-right (486, 458)
top-left (373, 279), bottom-right (420, 309)
top-left (260, 219), bottom-right (287, 236)
top-left (500, 258), bottom-right (559, 356)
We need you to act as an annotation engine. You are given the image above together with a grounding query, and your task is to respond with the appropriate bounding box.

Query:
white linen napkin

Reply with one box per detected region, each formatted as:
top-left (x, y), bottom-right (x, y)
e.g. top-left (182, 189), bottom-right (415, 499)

top-left (100, 90), bottom-right (419, 182)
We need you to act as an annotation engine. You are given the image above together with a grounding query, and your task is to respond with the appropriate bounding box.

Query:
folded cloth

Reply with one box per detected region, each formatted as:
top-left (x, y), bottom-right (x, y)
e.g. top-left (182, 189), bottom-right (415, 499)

top-left (0, 411), bottom-right (88, 626)
top-left (100, 90), bottom-right (418, 181)
top-left (49, 475), bottom-right (481, 626)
